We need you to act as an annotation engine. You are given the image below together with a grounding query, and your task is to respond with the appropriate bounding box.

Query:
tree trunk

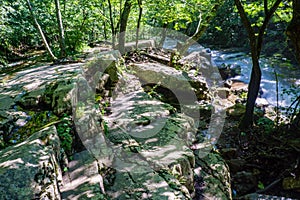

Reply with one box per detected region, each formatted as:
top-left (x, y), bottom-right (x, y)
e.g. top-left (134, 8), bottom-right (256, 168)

top-left (286, 0), bottom-right (300, 63)
top-left (55, 0), bottom-right (66, 58)
top-left (135, 0), bottom-right (143, 49)
top-left (102, 4), bottom-right (108, 41)
top-left (118, 0), bottom-right (132, 54)
top-left (235, 0), bottom-right (281, 129)
top-left (108, 0), bottom-right (116, 48)
top-left (240, 51), bottom-right (262, 128)
top-left (26, 0), bottom-right (57, 61)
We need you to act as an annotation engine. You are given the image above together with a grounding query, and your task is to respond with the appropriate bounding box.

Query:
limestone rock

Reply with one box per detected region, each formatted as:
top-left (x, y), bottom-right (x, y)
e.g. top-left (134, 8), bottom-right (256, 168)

top-left (124, 39), bottom-right (155, 52)
top-left (84, 50), bottom-right (121, 91)
top-left (0, 95), bottom-right (14, 110)
top-left (218, 63), bottom-right (241, 80)
top-left (178, 50), bottom-right (223, 88)
top-left (130, 62), bottom-right (209, 102)
top-left (194, 152), bottom-right (232, 200)
top-left (0, 110), bottom-right (31, 146)
top-left (17, 88), bottom-right (45, 109)
top-left (0, 126), bottom-right (62, 200)
top-left (41, 79), bottom-right (76, 116)
top-left (102, 72), bottom-right (198, 198)
top-left (60, 150), bottom-right (107, 199)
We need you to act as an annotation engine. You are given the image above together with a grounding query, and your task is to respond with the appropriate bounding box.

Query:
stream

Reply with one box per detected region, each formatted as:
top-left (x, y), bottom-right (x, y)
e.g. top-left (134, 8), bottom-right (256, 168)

top-left (164, 37), bottom-right (300, 108)
top-left (212, 50), bottom-right (300, 108)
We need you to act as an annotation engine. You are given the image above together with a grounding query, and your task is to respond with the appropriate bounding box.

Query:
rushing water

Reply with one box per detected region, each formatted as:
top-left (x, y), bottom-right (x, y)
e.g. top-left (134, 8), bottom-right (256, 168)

top-left (163, 37), bottom-right (300, 108)
top-left (212, 50), bottom-right (300, 108)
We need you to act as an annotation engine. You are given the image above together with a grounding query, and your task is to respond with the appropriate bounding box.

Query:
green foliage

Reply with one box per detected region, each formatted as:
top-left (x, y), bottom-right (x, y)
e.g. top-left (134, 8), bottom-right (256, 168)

top-left (257, 181), bottom-right (265, 190)
top-left (17, 111), bottom-right (58, 141)
top-left (200, 0), bottom-right (245, 48)
top-left (0, 0), bottom-right (108, 59)
top-left (256, 117), bottom-right (275, 134)
top-left (145, 84), bottom-right (163, 100)
top-left (283, 84), bottom-right (300, 122)
top-left (56, 114), bottom-right (73, 154)
top-left (145, 0), bottom-right (221, 31)
top-left (0, 0), bottom-right (294, 62)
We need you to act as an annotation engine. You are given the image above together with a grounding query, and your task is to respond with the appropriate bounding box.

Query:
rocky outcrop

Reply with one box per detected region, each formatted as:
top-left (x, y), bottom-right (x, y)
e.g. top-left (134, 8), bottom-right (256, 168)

top-left (0, 126), bottom-right (63, 199)
top-left (104, 72), bottom-right (197, 199)
top-left (218, 63), bottom-right (241, 80)
top-left (124, 39), bottom-right (155, 52)
top-left (0, 48), bottom-right (233, 199)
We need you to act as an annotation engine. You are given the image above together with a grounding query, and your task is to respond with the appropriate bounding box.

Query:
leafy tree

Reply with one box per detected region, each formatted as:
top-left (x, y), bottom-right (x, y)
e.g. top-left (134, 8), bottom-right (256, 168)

top-left (108, 0), bottom-right (116, 47)
top-left (26, 0), bottom-right (57, 61)
top-left (0, 0), bottom-right (39, 62)
top-left (179, 0), bottom-right (225, 54)
top-left (199, 0), bottom-right (245, 48)
top-left (144, 0), bottom-right (196, 46)
top-left (234, 0), bottom-right (282, 129)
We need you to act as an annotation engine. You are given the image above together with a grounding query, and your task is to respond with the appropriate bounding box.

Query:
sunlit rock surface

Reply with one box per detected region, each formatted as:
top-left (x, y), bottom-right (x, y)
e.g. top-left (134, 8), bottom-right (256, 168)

top-left (0, 48), bottom-right (233, 199)
top-left (103, 72), bottom-right (197, 198)
top-left (130, 62), bottom-right (209, 101)
top-left (0, 62), bottom-right (83, 147)
top-left (60, 150), bottom-right (106, 199)
top-left (0, 126), bottom-right (62, 199)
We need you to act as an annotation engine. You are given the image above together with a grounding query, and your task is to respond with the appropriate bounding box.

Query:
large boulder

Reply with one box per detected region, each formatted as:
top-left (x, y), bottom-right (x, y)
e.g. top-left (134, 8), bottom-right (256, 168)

top-left (0, 126), bottom-right (63, 199)
top-left (124, 39), bottom-right (155, 52)
top-left (129, 62), bottom-right (209, 102)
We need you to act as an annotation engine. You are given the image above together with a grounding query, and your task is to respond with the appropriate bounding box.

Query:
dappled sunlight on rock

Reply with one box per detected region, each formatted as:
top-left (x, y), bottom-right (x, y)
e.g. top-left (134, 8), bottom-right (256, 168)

top-left (0, 126), bottom-right (62, 199)
top-left (0, 157), bottom-right (24, 169)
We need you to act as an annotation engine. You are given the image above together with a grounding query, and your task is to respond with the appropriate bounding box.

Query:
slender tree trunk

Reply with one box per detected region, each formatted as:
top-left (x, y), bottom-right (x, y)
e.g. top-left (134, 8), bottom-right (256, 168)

top-left (235, 0), bottom-right (281, 129)
top-left (240, 48), bottom-right (262, 128)
top-left (286, 0), bottom-right (300, 63)
top-left (108, 0), bottom-right (116, 48)
top-left (102, 5), bottom-right (108, 41)
top-left (26, 0), bottom-right (57, 61)
top-left (135, 0), bottom-right (143, 49)
top-left (118, 0), bottom-right (132, 54)
top-left (55, 0), bottom-right (66, 58)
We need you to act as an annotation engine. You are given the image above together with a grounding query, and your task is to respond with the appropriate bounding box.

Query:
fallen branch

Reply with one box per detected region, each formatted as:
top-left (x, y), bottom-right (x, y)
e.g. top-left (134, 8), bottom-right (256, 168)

top-left (140, 52), bottom-right (170, 65)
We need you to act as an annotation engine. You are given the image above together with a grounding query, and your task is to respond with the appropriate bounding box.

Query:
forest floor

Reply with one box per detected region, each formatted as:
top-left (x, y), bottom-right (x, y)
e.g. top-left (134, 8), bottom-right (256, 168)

top-left (218, 115), bottom-right (300, 199)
